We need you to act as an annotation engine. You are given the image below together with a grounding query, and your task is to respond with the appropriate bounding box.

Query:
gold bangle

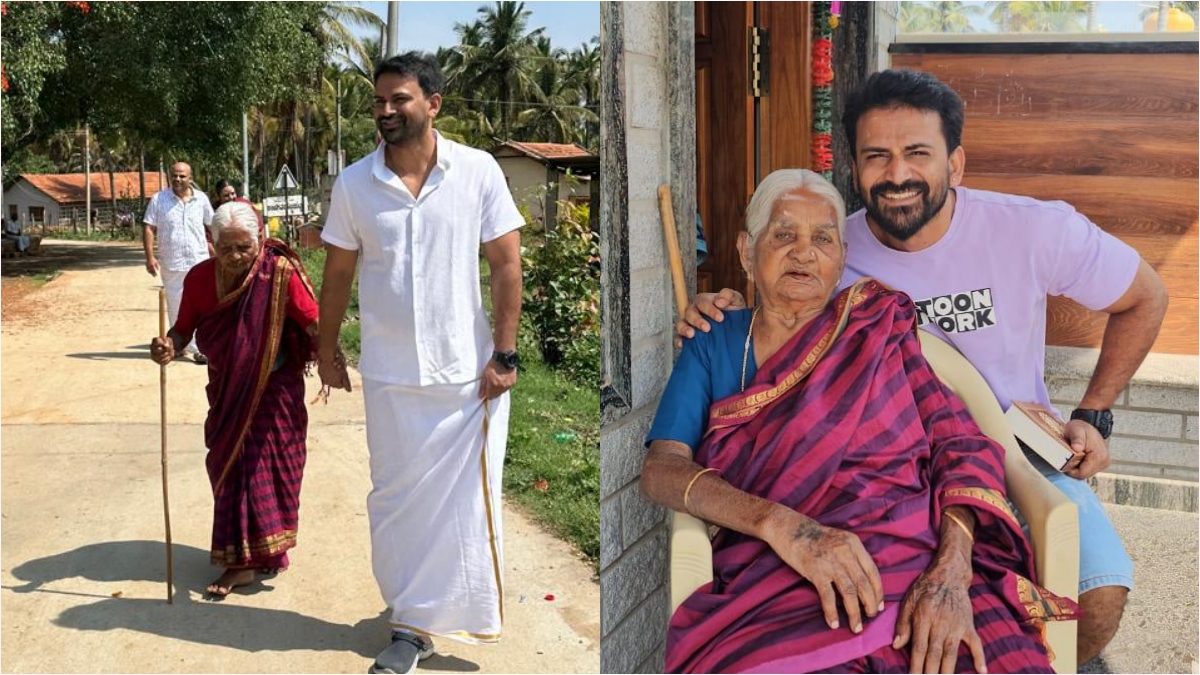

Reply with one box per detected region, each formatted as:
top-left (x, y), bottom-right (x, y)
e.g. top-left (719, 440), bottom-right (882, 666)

top-left (943, 510), bottom-right (975, 542)
top-left (683, 467), bottom-right (719, 515)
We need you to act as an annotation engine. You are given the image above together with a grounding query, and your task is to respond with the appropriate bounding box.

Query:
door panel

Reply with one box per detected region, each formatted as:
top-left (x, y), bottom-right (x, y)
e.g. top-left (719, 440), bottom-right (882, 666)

top-left (695, 2), bottom-right (813, 298)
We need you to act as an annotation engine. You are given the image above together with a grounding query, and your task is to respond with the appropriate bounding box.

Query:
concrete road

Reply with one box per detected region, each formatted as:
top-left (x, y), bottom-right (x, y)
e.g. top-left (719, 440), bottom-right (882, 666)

top-left (1, 240), bottom-right (600, 673)
top-left (1081, 503), bottom-right (1198, 674)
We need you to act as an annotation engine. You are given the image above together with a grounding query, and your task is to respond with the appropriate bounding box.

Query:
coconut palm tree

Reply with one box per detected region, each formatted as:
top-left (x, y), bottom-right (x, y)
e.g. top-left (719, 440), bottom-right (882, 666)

top-left (516, 38), bottom-right (583, 144)
top-left (987, 1), bottom-right (1088, 32)
top-left (900, 1), bottom-right (984, 33)
top-left (451, 1), bottom-right (545, 140)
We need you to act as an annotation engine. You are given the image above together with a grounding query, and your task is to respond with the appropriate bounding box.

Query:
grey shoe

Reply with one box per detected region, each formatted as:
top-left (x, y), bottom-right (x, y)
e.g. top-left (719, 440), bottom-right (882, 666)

top-left (192, 352), bottom-right (208, 365)
top-left (368, 631), bottom-right (434, 674)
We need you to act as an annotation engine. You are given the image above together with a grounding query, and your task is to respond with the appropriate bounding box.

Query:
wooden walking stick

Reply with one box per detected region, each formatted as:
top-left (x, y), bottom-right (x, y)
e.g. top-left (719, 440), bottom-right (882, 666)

top-left (158, 288), bottom-right (174, 604)
top-left (658, 185), bottom-right (689, 316)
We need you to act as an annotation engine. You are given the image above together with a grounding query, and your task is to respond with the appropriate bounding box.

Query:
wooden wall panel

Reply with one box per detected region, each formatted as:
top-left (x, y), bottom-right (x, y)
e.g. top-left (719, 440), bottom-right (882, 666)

top-left (963, 174), bottom-right (1198, 238)
top-left (891, 53), bottom-right (1199, 116)
top-left (894, 50), bottom-right (1198, 354)
top-left (1117, 233), bottom-right (1199, 298)
top-left (962, 117), bottom-right (1199, 178)
top-left (1048, 296), bottom-right (1198, 355)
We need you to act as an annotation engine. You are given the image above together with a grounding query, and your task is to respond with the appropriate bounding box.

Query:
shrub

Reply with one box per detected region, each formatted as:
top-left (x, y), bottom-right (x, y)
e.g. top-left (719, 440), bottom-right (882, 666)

top-left (521, 202), bottom-right (599, 385)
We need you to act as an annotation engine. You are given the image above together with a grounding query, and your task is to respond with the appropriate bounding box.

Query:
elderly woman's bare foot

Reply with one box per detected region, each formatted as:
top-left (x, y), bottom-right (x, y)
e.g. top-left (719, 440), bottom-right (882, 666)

top-left (206, 568), bottom-right (256, 597)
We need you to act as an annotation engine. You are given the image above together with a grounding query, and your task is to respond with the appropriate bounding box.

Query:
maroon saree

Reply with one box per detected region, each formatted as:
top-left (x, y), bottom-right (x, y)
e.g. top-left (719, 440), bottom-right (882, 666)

top-left (193, 239), bottom-right (317, 570)
top-left (666, 280), bottom-right (1077, 674)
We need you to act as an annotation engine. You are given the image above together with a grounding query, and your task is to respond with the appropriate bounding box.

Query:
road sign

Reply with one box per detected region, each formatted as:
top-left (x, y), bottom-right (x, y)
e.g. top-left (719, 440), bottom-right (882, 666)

top-left (272, 165), bottom-right (299, 191)
top-left (263, 195), bottom-right (306, 210)
top-left (263, 197), bottom-right (308, 218)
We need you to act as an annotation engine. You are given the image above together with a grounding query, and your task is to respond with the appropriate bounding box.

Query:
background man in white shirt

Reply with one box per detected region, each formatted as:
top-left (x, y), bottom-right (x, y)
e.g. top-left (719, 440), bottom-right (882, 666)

top-left (317, 52), bottom-right (524, 675)
top-left (143, 161), bottom-right (214, 363)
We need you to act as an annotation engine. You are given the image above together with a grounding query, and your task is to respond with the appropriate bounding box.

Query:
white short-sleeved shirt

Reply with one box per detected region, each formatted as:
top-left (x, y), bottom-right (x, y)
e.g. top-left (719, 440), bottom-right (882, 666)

top-left (321, 133), bottom-right (525, 386)
top-left (841, 186), bottom-right (1140, 412)
top-left (144, 188), bottom-right (214, 271)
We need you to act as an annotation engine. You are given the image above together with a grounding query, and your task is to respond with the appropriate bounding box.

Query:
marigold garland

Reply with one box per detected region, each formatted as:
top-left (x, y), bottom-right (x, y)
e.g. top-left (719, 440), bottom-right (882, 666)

top-left (811, 1), bottom-right (839, 179)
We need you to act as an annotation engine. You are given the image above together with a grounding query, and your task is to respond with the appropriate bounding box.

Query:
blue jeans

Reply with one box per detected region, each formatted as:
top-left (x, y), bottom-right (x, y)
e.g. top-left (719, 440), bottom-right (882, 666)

top-left (1022, 445), bottom-right (1135, 593)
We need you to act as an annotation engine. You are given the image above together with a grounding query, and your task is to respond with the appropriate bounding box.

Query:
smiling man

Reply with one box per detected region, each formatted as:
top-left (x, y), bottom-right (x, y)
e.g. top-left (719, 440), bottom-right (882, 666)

top-left (316, 52), bottom-right (524, 675)
top-left (839, 70), bottom-right (1169, 666)
top-left (143, 161), bottom-right (214, 364)
top-left (679, 69), bottom-right (1168, 668)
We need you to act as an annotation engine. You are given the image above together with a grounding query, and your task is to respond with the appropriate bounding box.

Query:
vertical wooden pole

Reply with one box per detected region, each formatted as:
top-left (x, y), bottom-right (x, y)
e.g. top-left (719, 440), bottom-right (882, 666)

top-left (158, 288), bottom-right (174, 604)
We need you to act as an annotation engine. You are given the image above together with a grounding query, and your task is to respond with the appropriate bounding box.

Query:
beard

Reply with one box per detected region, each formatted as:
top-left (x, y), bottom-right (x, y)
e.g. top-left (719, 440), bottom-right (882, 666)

top-left (862, 178), bottom-right (950, 242)
top-left (375, 113), bottom-right (426, 146)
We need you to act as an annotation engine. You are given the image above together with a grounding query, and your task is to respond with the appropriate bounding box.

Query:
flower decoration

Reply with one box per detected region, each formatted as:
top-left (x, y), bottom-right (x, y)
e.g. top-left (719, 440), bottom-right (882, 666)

top-left (811, 1), bottom-right (838, 179)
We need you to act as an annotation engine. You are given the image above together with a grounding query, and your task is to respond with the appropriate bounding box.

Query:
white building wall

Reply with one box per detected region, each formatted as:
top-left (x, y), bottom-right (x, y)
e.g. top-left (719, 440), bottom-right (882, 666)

top-left (1, 182), bottom-right (60, 228)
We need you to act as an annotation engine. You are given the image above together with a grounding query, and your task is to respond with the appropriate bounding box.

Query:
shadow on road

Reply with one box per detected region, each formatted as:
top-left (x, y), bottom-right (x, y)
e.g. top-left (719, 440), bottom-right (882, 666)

top-left (1, 241), bottom-right (146, 278)
top-left (67, 351), bottom-right (151, 361)
top-left (8, 540), bottom-right (206, 591)
top-left (5, 540), bottom-right (480, 669)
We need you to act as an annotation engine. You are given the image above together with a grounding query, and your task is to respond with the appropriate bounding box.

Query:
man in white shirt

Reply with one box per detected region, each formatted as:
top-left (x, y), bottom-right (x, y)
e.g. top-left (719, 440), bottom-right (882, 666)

top-left (317, 52), bottom-right (524, 675)
top-left (143, 162), bottom-right (214, 363)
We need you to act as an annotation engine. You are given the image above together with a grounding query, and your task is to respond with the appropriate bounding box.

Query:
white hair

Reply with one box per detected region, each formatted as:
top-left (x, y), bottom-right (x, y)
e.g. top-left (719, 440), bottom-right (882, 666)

top-left (210, 201), bottom-right (259, 245)
top-left (745, 169), bottom-right (846, 242)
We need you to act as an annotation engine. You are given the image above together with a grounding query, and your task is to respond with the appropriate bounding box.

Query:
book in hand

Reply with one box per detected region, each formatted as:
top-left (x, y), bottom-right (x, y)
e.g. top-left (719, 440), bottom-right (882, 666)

top-left (1005, 401), bottom-right (1082, 472)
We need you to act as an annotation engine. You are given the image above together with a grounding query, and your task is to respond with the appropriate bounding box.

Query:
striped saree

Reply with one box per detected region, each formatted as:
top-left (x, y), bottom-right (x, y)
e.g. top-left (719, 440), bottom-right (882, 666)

top-left (666, 280), bottom-right (1077, 674)
top-left (195, 240), bottom-right (317, 570)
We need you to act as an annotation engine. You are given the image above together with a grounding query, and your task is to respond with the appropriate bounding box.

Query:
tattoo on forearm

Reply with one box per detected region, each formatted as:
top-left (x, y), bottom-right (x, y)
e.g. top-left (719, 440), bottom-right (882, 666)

top-left (793, 522), bottom-right (824, 542)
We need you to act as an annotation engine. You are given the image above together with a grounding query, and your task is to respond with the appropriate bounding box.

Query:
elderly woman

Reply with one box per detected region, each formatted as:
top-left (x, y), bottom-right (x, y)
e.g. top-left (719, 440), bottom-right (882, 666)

top-left (150, 201), bottom-right (348, 596)
top-left (642, 169), bottom-right (1075, 674)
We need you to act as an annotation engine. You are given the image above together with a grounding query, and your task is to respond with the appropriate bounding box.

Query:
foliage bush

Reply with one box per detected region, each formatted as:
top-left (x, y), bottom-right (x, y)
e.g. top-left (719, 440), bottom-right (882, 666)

top-left (521, 202), bottom-right (599, 385)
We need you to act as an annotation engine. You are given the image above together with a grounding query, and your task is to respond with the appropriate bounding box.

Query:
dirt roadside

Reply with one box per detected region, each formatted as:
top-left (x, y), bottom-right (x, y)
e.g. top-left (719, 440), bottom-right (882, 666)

top-left (1, 239), bottom-right (600, 674)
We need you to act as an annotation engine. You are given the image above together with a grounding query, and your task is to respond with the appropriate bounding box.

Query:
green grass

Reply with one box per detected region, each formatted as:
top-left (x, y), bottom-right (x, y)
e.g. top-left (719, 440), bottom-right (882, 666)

top-left (296, 246), bottom-right (361, 362)
top-left (46, 228), bottom-right (139, 242)
top-left (30, 271), bottom-right (60, 286)
top-left (296, 246), bottom-right (599, 568)
top-left (504, 334), bottom-right (600, 569)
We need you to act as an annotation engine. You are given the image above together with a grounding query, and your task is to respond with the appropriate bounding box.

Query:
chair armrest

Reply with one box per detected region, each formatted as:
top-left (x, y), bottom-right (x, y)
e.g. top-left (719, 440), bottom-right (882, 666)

top-left (918, 331), bottom-right (1078, 673)
top-left (670, 510), bottom-right (713, 613)
top-left (1004, 446), bottom-right (1080, 600)
top-left (1006, 450), bottom-right (1079, 674)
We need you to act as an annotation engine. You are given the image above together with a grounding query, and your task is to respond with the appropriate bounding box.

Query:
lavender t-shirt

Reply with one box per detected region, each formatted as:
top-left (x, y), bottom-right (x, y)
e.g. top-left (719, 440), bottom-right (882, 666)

top-left (840, 186), bottom-right (1140, 412)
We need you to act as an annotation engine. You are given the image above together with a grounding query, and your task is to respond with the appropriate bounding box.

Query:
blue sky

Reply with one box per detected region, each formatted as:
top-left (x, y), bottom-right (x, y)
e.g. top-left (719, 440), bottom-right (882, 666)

top-left (354, 1), bottom-right (600, 54)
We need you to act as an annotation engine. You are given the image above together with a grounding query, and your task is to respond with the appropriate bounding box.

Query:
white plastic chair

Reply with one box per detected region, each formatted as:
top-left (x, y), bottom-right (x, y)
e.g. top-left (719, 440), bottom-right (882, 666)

top-left (668, 330), bottom-right (1079, 673)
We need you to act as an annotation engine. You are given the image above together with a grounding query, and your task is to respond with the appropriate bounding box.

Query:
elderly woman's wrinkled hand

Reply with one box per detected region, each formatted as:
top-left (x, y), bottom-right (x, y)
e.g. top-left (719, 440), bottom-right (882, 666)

top-left (892, 557), bottom-right (986, 674)
top-left (149, 336), bottom-right (175, 365)
top-left (673, 289), bottom-right (747, 348)
top-left (764, 508), bottom-right (884, 635)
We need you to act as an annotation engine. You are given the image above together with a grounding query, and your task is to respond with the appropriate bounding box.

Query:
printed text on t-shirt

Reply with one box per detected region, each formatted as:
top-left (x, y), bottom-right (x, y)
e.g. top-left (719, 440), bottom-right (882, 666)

top-left (914, 288), bottom-right (996, 333)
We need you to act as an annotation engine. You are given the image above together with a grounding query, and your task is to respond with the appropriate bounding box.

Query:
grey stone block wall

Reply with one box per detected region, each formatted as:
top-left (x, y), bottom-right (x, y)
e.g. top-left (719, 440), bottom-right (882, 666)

top-left (600, 3), bottom-right (695, 673)
top-left (1045, 347), bottom-right (1199, 483)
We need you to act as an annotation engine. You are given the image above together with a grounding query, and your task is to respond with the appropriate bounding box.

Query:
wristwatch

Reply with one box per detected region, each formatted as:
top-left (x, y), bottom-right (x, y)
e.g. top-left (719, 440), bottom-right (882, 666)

top-left (493, 350), bottom-right (521, 372)
top-left (1070, 408), bottom-right (1114, 439)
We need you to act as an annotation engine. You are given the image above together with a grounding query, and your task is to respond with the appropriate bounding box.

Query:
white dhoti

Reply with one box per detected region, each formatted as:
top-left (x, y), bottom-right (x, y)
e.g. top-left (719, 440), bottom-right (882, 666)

top-left (363, 378), bottom-right (509, 644)
top-left (160, 268), bottom-right (199, 355)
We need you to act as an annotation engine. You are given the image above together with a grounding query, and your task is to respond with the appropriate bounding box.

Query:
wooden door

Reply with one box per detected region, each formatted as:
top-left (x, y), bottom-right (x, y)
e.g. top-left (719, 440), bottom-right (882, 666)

top-left (695, 2), bottom-right (813, 298)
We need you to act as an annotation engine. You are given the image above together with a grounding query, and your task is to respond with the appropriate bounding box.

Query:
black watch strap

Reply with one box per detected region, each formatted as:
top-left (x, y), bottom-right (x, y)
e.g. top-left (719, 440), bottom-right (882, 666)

top-left (493, 350), bottom-right (520, 371)
top-left (1070, 408), bottom-right (1113, 439)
